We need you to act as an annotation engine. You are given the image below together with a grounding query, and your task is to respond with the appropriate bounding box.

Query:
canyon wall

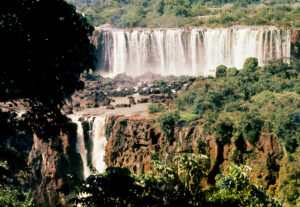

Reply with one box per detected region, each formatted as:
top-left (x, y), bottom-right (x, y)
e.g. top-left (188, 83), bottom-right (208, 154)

top-left (27, 125), bottom-right (82, 206)
top-left (104, 115), bottom-right (282, 190)
top-left (292, 28), bottom-right (300, 58)
top-left (93, 26), bottom-right (291, 76)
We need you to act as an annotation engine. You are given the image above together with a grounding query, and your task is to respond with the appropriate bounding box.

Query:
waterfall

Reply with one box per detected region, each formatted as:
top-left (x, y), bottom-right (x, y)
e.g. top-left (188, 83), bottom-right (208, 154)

top-left (96, 26), bottom-right (291, 77)
top-left (69, 115), bottom-right (91, 179)
top-left (70, 115), bottom-right (108, 179)
top-left (89, 116), bottom-right (107, 174)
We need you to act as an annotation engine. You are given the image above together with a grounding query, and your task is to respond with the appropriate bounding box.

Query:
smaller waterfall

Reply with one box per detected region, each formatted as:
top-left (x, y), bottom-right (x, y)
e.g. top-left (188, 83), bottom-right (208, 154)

top-left (70, 115), bottom-right (108, 178)
top-left (90, 116), bottom-right (107, 173)
top-left (70, 115), bottom-right (91, 179)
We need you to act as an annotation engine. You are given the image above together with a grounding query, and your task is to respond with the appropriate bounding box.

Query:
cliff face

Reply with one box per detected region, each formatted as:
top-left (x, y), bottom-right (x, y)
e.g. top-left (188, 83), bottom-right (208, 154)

top-left (27, 124), bottom-right (82, 206)
top-left (292, 28), bottom-right (300, 58)
top-left (105, 116), bottom-right (281, 190)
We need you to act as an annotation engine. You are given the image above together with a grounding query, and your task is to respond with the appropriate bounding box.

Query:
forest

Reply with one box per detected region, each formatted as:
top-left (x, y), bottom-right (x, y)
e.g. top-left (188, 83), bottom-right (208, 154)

top-left (66, 0), bottom-right (300, 28)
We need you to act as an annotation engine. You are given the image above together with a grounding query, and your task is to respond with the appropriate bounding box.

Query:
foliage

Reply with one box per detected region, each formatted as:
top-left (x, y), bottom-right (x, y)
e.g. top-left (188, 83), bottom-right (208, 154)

top-left (227, 67), bottom-right (238, 77)
top-left (0, 0), bottom-right (95, 205)
top-left (157, 111), bottom-right (180, 140)
top-left (241, 57), bottom-right (259, 75)
top-left (149, 103), bottom-right (165, 114)
top-left (179, 111), bottom-right (199, 123)
top-left (216, 65), bottom-right (227, 78)
top-left (74, 157), bottom-right (281, 207)
top-left (176, 58), bottom-right (300, 153)
top-left (66, 0), bottom-right (300, 28)
top-left (1, 0), bottom-right (96, 139)
top-left (210, 164), bottom-right (281, 206)
top-left (74, 154), bottom-right (210, 207)
top-left (72, 167), bottom-right (145, 207)
top-left (0, 188), bottom-right (40, 207)
top-left (278, 147), bottom-right (300, 206)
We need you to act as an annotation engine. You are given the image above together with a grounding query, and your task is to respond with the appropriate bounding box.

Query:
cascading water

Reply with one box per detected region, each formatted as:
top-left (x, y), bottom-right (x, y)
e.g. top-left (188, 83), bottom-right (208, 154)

top-left (69, 115), bottom-right (91, 179)
top-left (89, 116), bottom-right (107, 174)
top-left (70, 115), bottom-right (108, 179)
top-left (96, 26), bottom-right (291, 76)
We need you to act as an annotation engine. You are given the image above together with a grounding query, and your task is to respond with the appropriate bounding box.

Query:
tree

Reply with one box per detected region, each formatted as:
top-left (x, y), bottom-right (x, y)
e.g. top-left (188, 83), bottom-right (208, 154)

top-left (72, 167), bottom-right (144, 207)
top-left (216, 65), bottom-right (227, 78)
top-left (1, 0), bottom-right (96, 137)
top-left (0, 0), bottom-right (96, 200)
top-left (211, 164), bottom-right (281, 206)
top-left (241, 57), bottom-right (259, 75)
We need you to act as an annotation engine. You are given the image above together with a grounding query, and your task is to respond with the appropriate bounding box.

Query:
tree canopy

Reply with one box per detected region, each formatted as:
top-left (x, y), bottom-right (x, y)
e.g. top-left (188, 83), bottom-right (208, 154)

top-left (1, 0), bottom-right (96, 138)
top-left (0, 0), bottom-right (96, 203)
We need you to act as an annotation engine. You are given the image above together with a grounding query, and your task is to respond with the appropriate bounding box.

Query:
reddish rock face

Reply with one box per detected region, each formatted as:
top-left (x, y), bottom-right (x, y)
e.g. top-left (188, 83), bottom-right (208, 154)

top-left (27, 128), bottom-right (82, 207)
top-left (292, 29), bottom-right (300, 58)
top-left (105, 115), bottom-right (282, 190)
top-left (28, 135), bottom-right (67, 206)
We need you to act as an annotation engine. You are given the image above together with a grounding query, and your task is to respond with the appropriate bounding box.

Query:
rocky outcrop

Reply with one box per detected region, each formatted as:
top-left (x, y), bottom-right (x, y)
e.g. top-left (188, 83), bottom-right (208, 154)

top-left (27, 124), bottom-right (82, 206)
top-left (292, 28), bottom-right (300, 58)
top-left (105, 116), bottom-right (282, 190)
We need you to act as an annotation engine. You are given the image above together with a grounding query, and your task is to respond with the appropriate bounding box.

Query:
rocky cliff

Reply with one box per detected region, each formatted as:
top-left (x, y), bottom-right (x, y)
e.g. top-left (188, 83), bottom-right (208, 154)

top-left (105, 115), bottom-right (282, 191)
top-left (27, 124), bottom-right (82, 206)
top-left (292, 28), bottom-right (300, 58)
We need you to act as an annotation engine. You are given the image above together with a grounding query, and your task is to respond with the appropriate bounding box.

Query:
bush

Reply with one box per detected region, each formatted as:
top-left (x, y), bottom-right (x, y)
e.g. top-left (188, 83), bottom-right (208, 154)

top-left (157, 111), bottom-right (180, 140)
top-left (148, 103), bottom-right (165, 114)
top-left (227, 67), bottom-right (238, 77)
top-left (216, 65), bottom-right (227, 78)
top-left (236, 113), bottom-right (263, 145)
top-left (241, 57), bottom-right (259, 75)
top-left (179, 111), bottom-right (198, 123)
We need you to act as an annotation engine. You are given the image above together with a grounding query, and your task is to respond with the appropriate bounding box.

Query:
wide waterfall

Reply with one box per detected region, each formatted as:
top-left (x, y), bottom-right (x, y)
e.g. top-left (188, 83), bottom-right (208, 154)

top-left (96, 26), bottom-right (291, 76)
top-left (70, 115), bottom-right (108, 179)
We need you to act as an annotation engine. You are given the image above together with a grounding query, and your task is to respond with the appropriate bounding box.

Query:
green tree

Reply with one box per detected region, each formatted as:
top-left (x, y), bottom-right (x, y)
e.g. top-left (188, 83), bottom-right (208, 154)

top-left (278, 147), bottom-right (300, 206)
top-left (216, 65), bottom-right (227, 78)
top-left (157, 111), bottom-right (180, 140)
top-left (0, 0), bottom-right (96, 203)
top-left (210, 164), bottom-right (281, 206)
top-left (241, 57), bottom-right (259, 75)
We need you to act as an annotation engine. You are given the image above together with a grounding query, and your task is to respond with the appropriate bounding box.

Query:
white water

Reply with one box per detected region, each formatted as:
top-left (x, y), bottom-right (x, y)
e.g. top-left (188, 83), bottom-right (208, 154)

top-left (89, 116), bottom-right (107, 173)
top-left (96, 26), bottom-right (291, 76)
top-left (70, 115), bottom-right (108, 179)
top-left (69, 115), bottom-right (91, 179)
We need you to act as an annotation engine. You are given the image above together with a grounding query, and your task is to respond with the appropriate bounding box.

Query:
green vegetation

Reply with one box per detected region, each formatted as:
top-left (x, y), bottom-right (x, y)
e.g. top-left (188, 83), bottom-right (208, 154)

top-left (1, 0), bottom-right (95, 205)
top-left (148, 103), bottom-right (165, 114)
top-left (66, 0), bottom-right (300, 28)
top-left (73, 154), bottom-right (280, 206)
top-left (157, 111), bottom-right (180, 140)
top-left (176, 58), bottom-right (300, 154)
top-left (278, 147), bottom-right (300, 206)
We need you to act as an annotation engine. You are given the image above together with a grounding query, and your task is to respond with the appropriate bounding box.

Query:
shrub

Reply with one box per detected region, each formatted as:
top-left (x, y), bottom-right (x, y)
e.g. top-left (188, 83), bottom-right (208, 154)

top-left (179, 111), bottom-right (198, 123)
top-left (235, 113), bottom-right (263, 145)
top-left (227, 67), bottom-right (238, 77)
top-left (241, 57), bottom-right (259, 75)
top-left (212, 115), bottom-right (234, 144)
top-left (216, 65), bottom-right (227, 78)
top-left (157, 111), bottom-right (180, 140)
top-left (148, 103), bottom-right (165, 114)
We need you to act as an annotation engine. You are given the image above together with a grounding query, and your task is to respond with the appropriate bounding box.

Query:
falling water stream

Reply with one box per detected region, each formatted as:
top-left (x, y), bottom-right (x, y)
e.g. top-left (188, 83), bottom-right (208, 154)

top-left (70, 115), bottom-right (107, 179)
top-left (69, 115), bottom-right (91, 179)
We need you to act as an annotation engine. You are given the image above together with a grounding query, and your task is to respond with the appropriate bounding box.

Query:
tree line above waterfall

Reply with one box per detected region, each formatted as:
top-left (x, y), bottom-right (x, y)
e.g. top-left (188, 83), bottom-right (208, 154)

top-left (66, 0), bottom-right (300, 28)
